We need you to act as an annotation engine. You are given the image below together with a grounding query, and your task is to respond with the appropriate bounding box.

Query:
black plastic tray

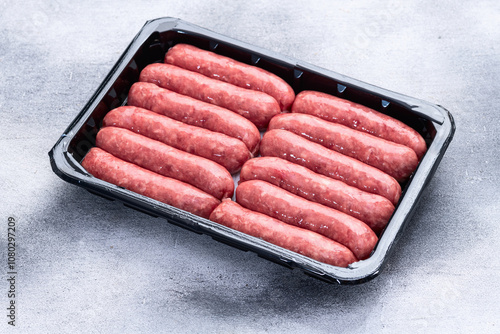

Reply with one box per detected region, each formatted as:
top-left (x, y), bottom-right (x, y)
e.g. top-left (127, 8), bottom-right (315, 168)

top-left (49, 17), bottom-right (455, 284)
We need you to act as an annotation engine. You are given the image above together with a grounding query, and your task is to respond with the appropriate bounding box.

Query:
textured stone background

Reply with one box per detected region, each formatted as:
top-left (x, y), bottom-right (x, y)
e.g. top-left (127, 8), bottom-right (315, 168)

top-left (0, 1), bottom-right (499, 333)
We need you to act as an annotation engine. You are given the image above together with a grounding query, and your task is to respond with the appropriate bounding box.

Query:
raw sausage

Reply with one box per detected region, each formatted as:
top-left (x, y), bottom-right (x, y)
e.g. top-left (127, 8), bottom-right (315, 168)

top-left (268, 113), bottom-right (419, 181)
top-left (96, 127), bottom-right (234, 200)
top-left (239, 157), bottom-right (394, 234)
top-left (209, 200), bottom-right (358, 267)
top-left (291, 91), bottom-right (427, 159)
top-left (81, 148), bottom-right (220, 219)
top-left (236, 180), bottom-right (378, 260)
top-left (260, 129), bottom-right (402, 205)
top-left (139, 63), bottom-right (281, 129)
top-left (165, 43), bottom-right (295, 111)
top-left (127, 82), bottom-right (260, 154)
top-left (103, 106), bottom-right (252, 174)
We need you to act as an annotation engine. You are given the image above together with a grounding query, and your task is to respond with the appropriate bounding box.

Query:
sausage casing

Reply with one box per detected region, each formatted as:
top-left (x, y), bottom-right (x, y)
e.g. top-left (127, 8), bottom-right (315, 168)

top-left (292, 90), bottom-right (427, 159)
top-left (268, 113), bottom-right (419, 181)
top-left (209, 200), bottom-right (358, 267)
top-left (239, 157), bottom-right (394, 234)
top-left (139, 63), bottom-right (281, 129)
top-left (96, 127), bottom-right (234, 200)
top-left (260, 129), bottom-right (402, 205)
top-left (236, 180), bottom-right (378, 260)
top-left (81, 148), bottom-right (220, 219)
top-left (127, 82), bottom-right (260, 155)
top-left (103, 106), bottom-right (251, 174)
top-left (165, 43), bottom-right (295, 111)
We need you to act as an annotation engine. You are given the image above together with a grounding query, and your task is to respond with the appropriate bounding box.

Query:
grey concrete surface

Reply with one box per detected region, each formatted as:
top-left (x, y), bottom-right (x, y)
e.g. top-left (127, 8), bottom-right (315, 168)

top-left (0, 0), bottom-right (499, 333)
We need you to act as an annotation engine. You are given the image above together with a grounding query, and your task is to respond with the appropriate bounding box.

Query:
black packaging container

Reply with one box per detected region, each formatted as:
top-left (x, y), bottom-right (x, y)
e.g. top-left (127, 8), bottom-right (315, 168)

top-left (49, 17), bottom-right (455, 284)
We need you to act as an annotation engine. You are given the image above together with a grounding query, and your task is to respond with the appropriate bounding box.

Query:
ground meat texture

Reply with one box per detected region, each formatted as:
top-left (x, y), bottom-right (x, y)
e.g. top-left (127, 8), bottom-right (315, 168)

top-left (139, 63), bottom-right (281, 129)
top-left (260, 129), bottom-right (402, 205)
top-left (165, 43), bottom-right (295, 111)
top-left (81, 148), bottom-right (220, 219)
top-left (236, 180), bottom-right (378, 260)
top-left (291, 90), bottom-right (427, 159)
top-left (127, 82), bottom-right (260, 155)
top-left (268, 113), bottom-right (419, 181)
top-left (239, 157), bottom-right (394, 235)
top-left (209, 200), bottom-right (358, 267)
top-left (95, 127), bottom-right (234, 200)
top-left (103, 106), bottom-right (252, 174)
